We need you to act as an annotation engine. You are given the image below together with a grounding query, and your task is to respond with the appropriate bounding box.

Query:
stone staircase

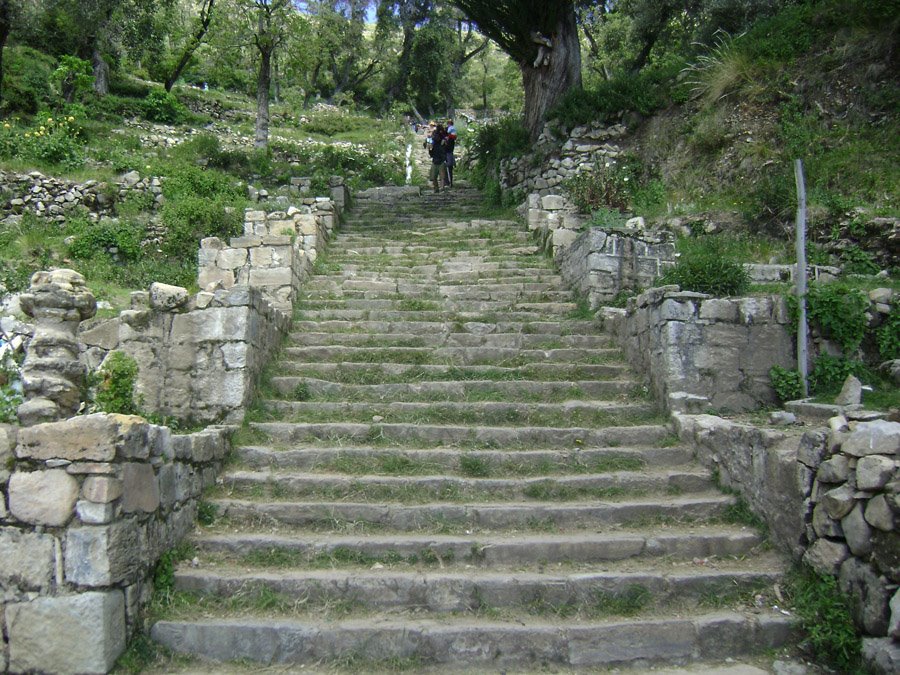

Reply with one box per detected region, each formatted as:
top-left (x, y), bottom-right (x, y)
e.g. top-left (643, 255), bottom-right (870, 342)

top-left (151, 186), bottom-right (792, 670)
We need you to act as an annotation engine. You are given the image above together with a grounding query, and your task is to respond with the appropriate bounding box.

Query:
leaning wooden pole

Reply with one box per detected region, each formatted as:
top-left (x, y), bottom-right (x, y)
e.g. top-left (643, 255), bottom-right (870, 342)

top-left (794, 159), bottom-right (809, 397)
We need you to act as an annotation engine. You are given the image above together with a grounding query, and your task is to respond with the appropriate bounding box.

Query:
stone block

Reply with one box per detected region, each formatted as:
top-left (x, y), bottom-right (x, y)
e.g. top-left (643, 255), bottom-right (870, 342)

top-left (856, 455), bottom-right (896, 491)
top-left (802, 537), bottom-right (849, 576)
top-left (821, 484), bottom-right (856, 519)
top-left (78, 319), bottom-right (121, 351)
top-left (16, 413), bottom-right (119, 462)
top-left (0, 528), bottom-right (56, 591)
top-left (699, 299), bottom-right (738, 322)
top-left (121, 462), bottom-right (160, 513)
top-left (841, 502), bottom-right (873, 557)
top-left (76, 500), bottom-right (115, 524)
top-left (82, 476), bottom-right (123, 503)
top-left (9, 469), bottom-right (78, 526)
top-left (65, 521), bottom-right (144, 586)
top-left (817, 455), bottom-right (850, 483)
top-left (891, 589), bottom-right (900, 639)
top-left (540, 195), bottom-right (567, 210)
top-left (7, 591), bottom-right (125, 674)
top-left (865, 494), bottom-right (894, 532)
top-left (842, 421), bottom-right (900, 457)
top-left (551, 228), bottom-right (579, 249)
top-left (659, 299), bottom-right (694, 321)
top-left (149, 282), bottom-right (189, 311)
top-left (862, 637), bottom-right (900, 675)
top-left (840, 558), bottom-right (890, 636)
top-left (198, 267), bottom-right (235, 290)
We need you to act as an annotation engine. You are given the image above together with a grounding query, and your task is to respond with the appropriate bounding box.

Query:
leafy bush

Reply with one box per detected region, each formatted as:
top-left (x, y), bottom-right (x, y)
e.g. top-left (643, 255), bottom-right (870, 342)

top-left (301, 109), bottom-right (373, 137)
top-left (769, 365), bottom-right (803, 402)
top-left (0, 348), bottom-right (23, 424)
top-left (659, 237), bottom-right (750, 296)
top-left (786, 565), bottom-right (862, 672)
top-left (67, 217), bottom-right (145, 262)
top-left (810, 354), bottom-right (870, 395)
top-left (789, 283), bottom-right (869, 353)
top-left (0, 46), bottom-right (56, 115)
top-left (0, 114), bottom-right (85, 169)
top-left (876, 302), bottom-right (899, 361)
top-left (143, 89), bottom-right (188, 124)
top-left (840, 246), bottom-right (880, 275)
top-left (565, 155), bottom-right (666, 215)
top-left (94, 351), bottom-right (140, 415)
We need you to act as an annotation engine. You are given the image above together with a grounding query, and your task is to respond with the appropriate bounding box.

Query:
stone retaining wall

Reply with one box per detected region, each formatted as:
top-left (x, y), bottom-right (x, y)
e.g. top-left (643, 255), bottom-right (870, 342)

top-left (0, 415), bottom-right (230, 673)
top-left (79, 201), bottom-right (340, 424)
top-left (604, 287), bottom-right (795, 411)
top-left (675, 414), bottom-right (899, 672)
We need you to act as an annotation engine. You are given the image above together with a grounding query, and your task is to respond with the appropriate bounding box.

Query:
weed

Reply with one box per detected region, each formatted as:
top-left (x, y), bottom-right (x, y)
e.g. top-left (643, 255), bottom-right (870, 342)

top-left (591, 584), bottom-right (652, 616)
top-left (459, 454), bottom-right (492, 478)
top-left (197, 500), bottom-right (218, 526)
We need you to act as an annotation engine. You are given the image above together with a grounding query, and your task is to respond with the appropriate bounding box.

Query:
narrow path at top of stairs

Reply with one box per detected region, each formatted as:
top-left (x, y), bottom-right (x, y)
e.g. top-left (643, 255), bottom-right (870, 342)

top-left (150, 186), bottom-right (793, 672)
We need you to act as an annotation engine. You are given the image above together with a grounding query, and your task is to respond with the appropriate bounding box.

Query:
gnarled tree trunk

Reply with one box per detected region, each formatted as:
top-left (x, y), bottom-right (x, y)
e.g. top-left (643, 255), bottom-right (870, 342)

top-left (521, 6), bottom-right (581, 140)
top-left (255, 45), bottom-right (272, 148)
top-left (92, 47), bottom-right (110, 96)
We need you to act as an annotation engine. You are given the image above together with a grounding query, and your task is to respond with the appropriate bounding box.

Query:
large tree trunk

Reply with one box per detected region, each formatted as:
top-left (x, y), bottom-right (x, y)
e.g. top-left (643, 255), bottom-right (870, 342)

top-left (92, 47), bottom-right (110, 96)
top-left (255, 46), bottom-right (272, 148)
top-left (521, 5), bottom-right (581, 140)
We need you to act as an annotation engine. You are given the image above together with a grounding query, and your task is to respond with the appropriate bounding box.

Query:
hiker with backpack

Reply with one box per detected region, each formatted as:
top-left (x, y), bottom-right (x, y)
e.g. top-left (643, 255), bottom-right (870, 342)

top-left (428, 122), bottom-right (449, 193)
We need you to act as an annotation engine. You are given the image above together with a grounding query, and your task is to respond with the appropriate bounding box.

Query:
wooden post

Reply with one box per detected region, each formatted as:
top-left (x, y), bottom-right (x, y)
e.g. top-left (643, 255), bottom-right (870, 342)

top-left (794, 159), bottom-right (809, 397)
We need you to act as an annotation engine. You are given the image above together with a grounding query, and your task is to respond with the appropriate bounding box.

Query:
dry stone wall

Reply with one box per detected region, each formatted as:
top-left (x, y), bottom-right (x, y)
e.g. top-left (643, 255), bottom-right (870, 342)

top-left (0, 415), bottom-right (230, 673)
top-left (675, 414), bottom-right (899, 672)
top-left (603, 287), bottom-right (795, 412)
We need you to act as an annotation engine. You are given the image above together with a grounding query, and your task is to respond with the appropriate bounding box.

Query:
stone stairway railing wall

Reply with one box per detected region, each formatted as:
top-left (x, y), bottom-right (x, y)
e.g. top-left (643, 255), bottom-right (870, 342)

top-left (80, 196), bottom-right (342, 424)
top-left (2, 190), bottom-right (344, 671)
top-left (0, 414), bottom-right (230, 673)
top-left (674, 413), bottom-right (899, 671)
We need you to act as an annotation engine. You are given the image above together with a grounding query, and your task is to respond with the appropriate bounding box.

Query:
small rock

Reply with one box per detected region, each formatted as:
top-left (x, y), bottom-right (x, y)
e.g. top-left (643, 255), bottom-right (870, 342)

top-left (769, 411), bottom-right (798, 426)
top-left (834, 375), bottom-right (863, 406)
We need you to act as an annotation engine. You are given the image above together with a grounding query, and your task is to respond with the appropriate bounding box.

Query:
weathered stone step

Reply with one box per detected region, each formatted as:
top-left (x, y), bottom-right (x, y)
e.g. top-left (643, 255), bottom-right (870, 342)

top-left (313, 268), bottom-right (560, 284)
top-left (172, 566), bottom-right (781, 616)
top-left (288, 331), bottom-right (613, 349)
top-left (258, 400), bottom-right (658, 429)
top-left (248, 421), bottom-right (670, 448)
top-left (271, 365), bottom-right (632, 389)
top-left (188, 527), bottom-right (766, 566)
top-left (212, 494), bottom-right (732, 530)
top-left (270, 377), bottom-right (632, 402)
top-left (301, 288), bottom-right (575, 303)
top-left (296, 309), bottom-right (585, 323)
top-left (218, 468), bottom-right (711, 502)
top-left (280, 345), bottom-right (620, 366)
top-left (233, 445), bottom-right (692, 473)
top-left (151, 612), bottom-right (794, 668)
top-left (303, 279), bottom-right (568, 295)
top-left (297, 299), bottom-right (578, 315)
top-left (290, 319), bottom-right (602, 335)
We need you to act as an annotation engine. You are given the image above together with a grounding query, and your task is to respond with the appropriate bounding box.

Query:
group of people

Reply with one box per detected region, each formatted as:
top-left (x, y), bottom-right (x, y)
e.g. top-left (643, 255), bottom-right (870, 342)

top-left (423, 120), bottom-right (456, 193)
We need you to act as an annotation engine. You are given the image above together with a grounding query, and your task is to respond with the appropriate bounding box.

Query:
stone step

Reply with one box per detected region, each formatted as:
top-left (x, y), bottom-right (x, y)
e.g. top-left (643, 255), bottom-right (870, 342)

top-left (290, 319), bottom-right (602, 335)
top-left (270, 377), bottom-right (633, 402)
top-left (247, 421), bottom-right (671, 448)
top-left (217, 468), bottom-right (712, 502)
top-left (232, 445), bottom-right (692, 473)
top-left (300, 288), bottom-right (576, 303)
top-left (172, 566), bottom-right (782, 616)
top-left (302, 279), bottom-right (569, 295)
top-left (279, 345), bottom-right (620, 366)
top-left (288, 331), bottom-right (614, 349)
top-left (212, 494), bottom-right (733, 531)
top-left (189, 527), bottom-right (766, 566)
top-left (270, 364), bottom-right (633, 387)
top-left (295, 309), bottom-right (586, 323)
top-left (257, 400), bottom-right (658, 428)
top-left (296, 299), bottom-right (579, 315)
top-left (312, 268), bottom-right (562, 284)
top-left (151, 612), bottom-right (794, 669)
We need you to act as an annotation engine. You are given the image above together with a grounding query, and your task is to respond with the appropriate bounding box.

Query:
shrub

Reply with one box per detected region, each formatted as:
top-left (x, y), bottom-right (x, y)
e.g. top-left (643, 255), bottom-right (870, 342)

top-left (467, 116), bottom-right (531, 191)
top-left (810, 354), bottom-right (870, 395)
top-left (143, 89), bottom-right (188, 124)
top-left (0, 114), bottom-right (86, 169)
top-left (660, 237), bottom-right (750, 296)
top-left (67, 217), bottom-right (144, 262)
top-left (770, 365), bottom-right (804, 402)
top-left (94, 351), bottom-right (140, 415)
top-left (876, 302), bottom-right (899, 361)
top-left (786, 565), bottom-right (862, 672)
top-left (789, 283), bottom-right (869, 353)
top-left (1, 46), bottom-right (56, 115)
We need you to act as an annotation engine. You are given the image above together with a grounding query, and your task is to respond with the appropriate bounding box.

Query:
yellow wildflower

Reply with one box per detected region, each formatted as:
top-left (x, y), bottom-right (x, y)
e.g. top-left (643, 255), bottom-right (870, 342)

top-left (3, 123), bottom-right (9, 129)
top-left (39, 126), bottom-right (45, 132)
top-left (68, 116), bottom-right (75, 122)
top-left (46, 118), bottom-right (53, 124)
top-left (24, 132), bottom-right (31, 138)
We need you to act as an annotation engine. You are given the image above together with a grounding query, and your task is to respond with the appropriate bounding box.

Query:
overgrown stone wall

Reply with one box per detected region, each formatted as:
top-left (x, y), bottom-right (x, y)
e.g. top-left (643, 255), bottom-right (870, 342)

top-left (79, 201), bottom-right (339, 424)
top-left (603, 287), bottom-right (795, 411)
top-left (675, 414), bottom-right (899, 672)
top-left (0, 415), bottom-right (230, 673)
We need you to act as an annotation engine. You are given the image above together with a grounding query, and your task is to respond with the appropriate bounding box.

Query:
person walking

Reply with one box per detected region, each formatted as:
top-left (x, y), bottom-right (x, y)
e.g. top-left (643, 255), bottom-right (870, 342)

top-left (444, 119), bottom-right (457, 188)
top-left (428, 123), bottom-right (449, 193)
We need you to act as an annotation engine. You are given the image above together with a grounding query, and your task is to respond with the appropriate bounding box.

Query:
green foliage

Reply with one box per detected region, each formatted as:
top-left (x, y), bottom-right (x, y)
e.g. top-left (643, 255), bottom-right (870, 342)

top-left (157, 162), bottom-right (245, 255)
top-left (142, 89), bottom-right (188, 124)
top-left (876, 303), bottom-right (900, 361)
top-left (52, 55), bottom-right (94, 102)
top-left (0, 362), bottom-right (23, 424)
top-left (840, 246), bottom-right (880, 276)
top-left (769, 365), bottom-right (803, 403)
top-left (197, 500), bottom-right (218, 526)
top-left (0, 114), bottom-right (85, 169)
top-left (810, 355), bottom-right (870, 395)
top-left (94, 352), bottom-right (140, 416)
top-left (1, 46), bottom-right (57, 115)
top-left (790, 283), bottom-right (869, 353)
top-left (660, 237), bottom-right (750, 296)
top-left (565, 155), bottom-right (666, 215)
top-left (67, 217), bottom-right (144, 262)
top-left (786, 565), bottom-right (862, 672)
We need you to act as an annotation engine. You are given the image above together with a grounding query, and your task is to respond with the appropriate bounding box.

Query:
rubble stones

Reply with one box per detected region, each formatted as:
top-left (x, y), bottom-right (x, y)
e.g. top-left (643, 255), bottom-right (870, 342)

top-left (9, 469), bottom-right (79, 526)
top-left (842, 421), bottom-right (900, 457)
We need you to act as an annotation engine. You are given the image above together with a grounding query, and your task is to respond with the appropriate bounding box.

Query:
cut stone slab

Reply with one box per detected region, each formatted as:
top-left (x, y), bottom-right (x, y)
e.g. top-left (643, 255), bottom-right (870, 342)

top-left (7, 591), bottom-right (125, 674)
top-left (8, 469), bottom-right (79, 526)
top-left (0, 527), bottom-right (56, 591)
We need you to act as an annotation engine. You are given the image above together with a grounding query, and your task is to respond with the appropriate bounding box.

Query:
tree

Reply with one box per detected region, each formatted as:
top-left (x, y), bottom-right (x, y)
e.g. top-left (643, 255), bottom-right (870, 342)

top-left (246, 0), bottom-right (291, 148)
top-left (165, 0), bottom-right (217, 91)
top-left (0, 0), bottom-right (16, 109)
top-left (451, 0), bottom-right (582, 139)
